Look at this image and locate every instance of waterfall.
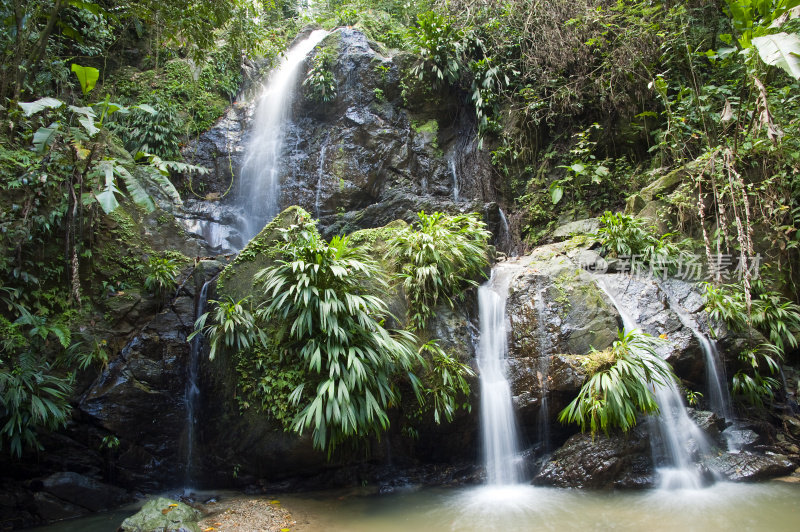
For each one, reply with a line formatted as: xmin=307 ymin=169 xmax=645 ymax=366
xmin=238 ymin=30 xmax=329 ymax=241
xmin=314 ymin=132 xmax=330 ymax=219
xmin=478 ymin=263 xmax=524 ymax=485
xmin=595 ymin=276 xmax=708 ymax=490
xmin=185 ymin=279 xmax=212 ymax=489
xmin=448 ymin=156 xmax=459 ymax=202
xmin=658 ymin=286 xmax=733 ymax=422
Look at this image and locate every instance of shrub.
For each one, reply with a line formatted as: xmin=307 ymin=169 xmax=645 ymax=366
xmin=416 ymin=340 xmax=474 ymax=424
xmin=732 ymin=345 xmax=782 ymax=408
xmin=410 ymin=10 xmax=462 ymax=87
xmin=303 ymin=47 xmax=338 ymax=104
xmin=559 ymin=330 xmax=675 ymax=436
xmin=254 ymin=220 xmax=421 ymax=453
xmin=144 ymin=256 xmax=180 ymax=297
xmin=703 ymin=281 xmax=800 ymax=354
xmin=190 ymin=296 xmax=259 ymax=361
xmin=596 ymin=211 xmax=681 ymax=270
xmin=387 ymin=211 xmax=490 ymax=330
xmin=0 ymin=353 xmax=73 ymax=457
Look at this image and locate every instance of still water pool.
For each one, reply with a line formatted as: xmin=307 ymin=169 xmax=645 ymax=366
xmin=285 ymin=482 xmax=800 ymax=532
xmin=28 ymin=482 xmax=800 ymax=532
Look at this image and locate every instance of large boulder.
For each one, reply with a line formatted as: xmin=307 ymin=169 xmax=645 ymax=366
xmin=533 ymin=428 xmax=654 ymax=489
xmin=503 ymin=246 xmax=620 ymax=440
xmin=79 ymin=260 xmax=223 ymax=490
xmin=119 ymin=497 xmax=202 ymax=532
xmin=39 ymin=472 xmax=129 ymax=513
xmin=708 ymin=452 xmax=795 ymax=482
xmin=593 ymin=273 xmax=706 ymax=384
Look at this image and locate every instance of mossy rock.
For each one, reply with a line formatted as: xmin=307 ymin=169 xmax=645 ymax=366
xmin=216 ymin=206 xmax=310 ymax=301
xmin=118 ymin=497 xmax=201 ymax=532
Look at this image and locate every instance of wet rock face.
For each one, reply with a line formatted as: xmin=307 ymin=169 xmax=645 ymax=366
xmin=283 ymin=29 xmax=496 ymax=231
xmin=76 ymin=262 xmax=224 ymax=491
xmin=593 ymin=273 xmax=706 ymax=383
xmin=502 ymin=246 xmax=621 ymax=440
xmin=533 ymin=428 xmax=655 ymax=489
xmin=79 ymin=297 xmax=194 ymax=489
xmin=182 ymin=28 xmax=504 ymax=251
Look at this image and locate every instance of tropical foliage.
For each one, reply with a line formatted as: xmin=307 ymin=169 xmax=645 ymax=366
xmin=387 ymin=211 xmax=490 ymax=330
xmin=254 ymin=220 xmax=422 ymax=452
xmin=559 ymin=330 xmax=676 ymax=436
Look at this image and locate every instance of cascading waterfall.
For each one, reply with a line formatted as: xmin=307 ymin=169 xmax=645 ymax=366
xmin=238 ymin=30 xmax=328 ymax=241
xmin=448 ymin=156 xmax=459 ymax=202
xmin=185 ymin=279 xmax=212 ymax=489
xmin=658 ymin=287 xmax=733 ymax=422
xmin=478 ymin=263 xmax=524 ymax=485
xmin=595 ymin=276 xmax=708 ymax=490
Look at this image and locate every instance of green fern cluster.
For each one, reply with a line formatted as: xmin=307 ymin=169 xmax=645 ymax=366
xmin=559 ymin=330 xmax=675 ymax=436
xmin=388 ymin=211 xmax=490 ymax=330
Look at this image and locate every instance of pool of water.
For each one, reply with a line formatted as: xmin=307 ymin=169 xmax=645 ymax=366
xmin=285 ymin=482 xmax=800 ymax=532
xmin=27 ymin=482 xmax=800 ymax=532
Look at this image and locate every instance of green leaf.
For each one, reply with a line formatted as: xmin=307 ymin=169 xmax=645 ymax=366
xmin=134 ymin=103 xmax=157 ymax=115
xmin=78 ymin=116 xmax=99 ymax=137
xmin=550 ymin=183 xmax=564 ymax=204
xmin=19 ymin=98 xmax=64 ymax=117
xmin=71 ymin=64 xmax=100 ymax=96
xmin=32 ymin=125 xmax=60 ymax=153
xmin=95 ymin=190 xmax=119 ymax=214
xmin=117 ymin=166 xmax=155 ymax=212
xmin=752 ymin=32 xmax=800 ymax=79
xmin=570 ymin=163 xmax=586 ymax=174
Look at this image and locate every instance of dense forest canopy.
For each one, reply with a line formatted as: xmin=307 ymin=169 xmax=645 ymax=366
xmin=1 ymin=0 xmax=800 ymax=462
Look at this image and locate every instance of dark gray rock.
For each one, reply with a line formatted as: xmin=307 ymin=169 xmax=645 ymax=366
xmin=40 ymin=472 xmax=129 ymax=512
xmin=708 ymin=451 xmax=795 ymax=481
xmin=182 ymin=27 xmax=506 ymax=252
xmin=722 ymin=427 xmax=762 ymax=450
xmin=533 ymin=428 xmax=654 ymax=489
xmin=593 ymin=273 xmax=705 ymax=384
xmin=689 ymin=409 xmax=725 ymax=439
xmin=79 ymin=279 xmax=208 ymax=489
xmin=33 ymin=492 xmax=89 ymax=522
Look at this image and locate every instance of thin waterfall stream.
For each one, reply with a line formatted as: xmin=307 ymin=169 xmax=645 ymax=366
xmin=478 ymin=262 xmax=525 ymax=485
xmin=237 ymin=30 xmax=328 ymax=242
xmin=185 ymin=279 xmax=212 ymax=489
xmin=595 ymin=276 xmax=710 ymax=490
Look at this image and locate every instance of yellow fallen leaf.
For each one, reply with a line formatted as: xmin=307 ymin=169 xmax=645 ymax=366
xmin=281 ymin=529 xmax=290 ymax=532
xmin=169 ymin=504 xmax=179 ymax=507
xmin=270 ymin=500 xmax=280 ymax=505
xmin=203 ymin=528 xmax=215 ymax=532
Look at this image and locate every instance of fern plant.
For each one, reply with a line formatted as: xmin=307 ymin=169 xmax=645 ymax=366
xmin=417 ymin=340 xmax=474 ymax=424
xmin=303 ymin=47 xmax=338 ymax=104
xmin=144 ymin=256 xmax=180 ymax=297
xmin=387 ymin=211 xmax=490 ymax=330
xmin=255 ymin=220 xmax=421 ymax=454
xmin=559 ymin=330 xmax=675 ymax=436
xmin=190 ymin=296 xmax=259 ymax=361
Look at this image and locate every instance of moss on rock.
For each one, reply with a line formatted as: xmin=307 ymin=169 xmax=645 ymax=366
xmin=216 ymin=206 xmax=311 ymax=299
